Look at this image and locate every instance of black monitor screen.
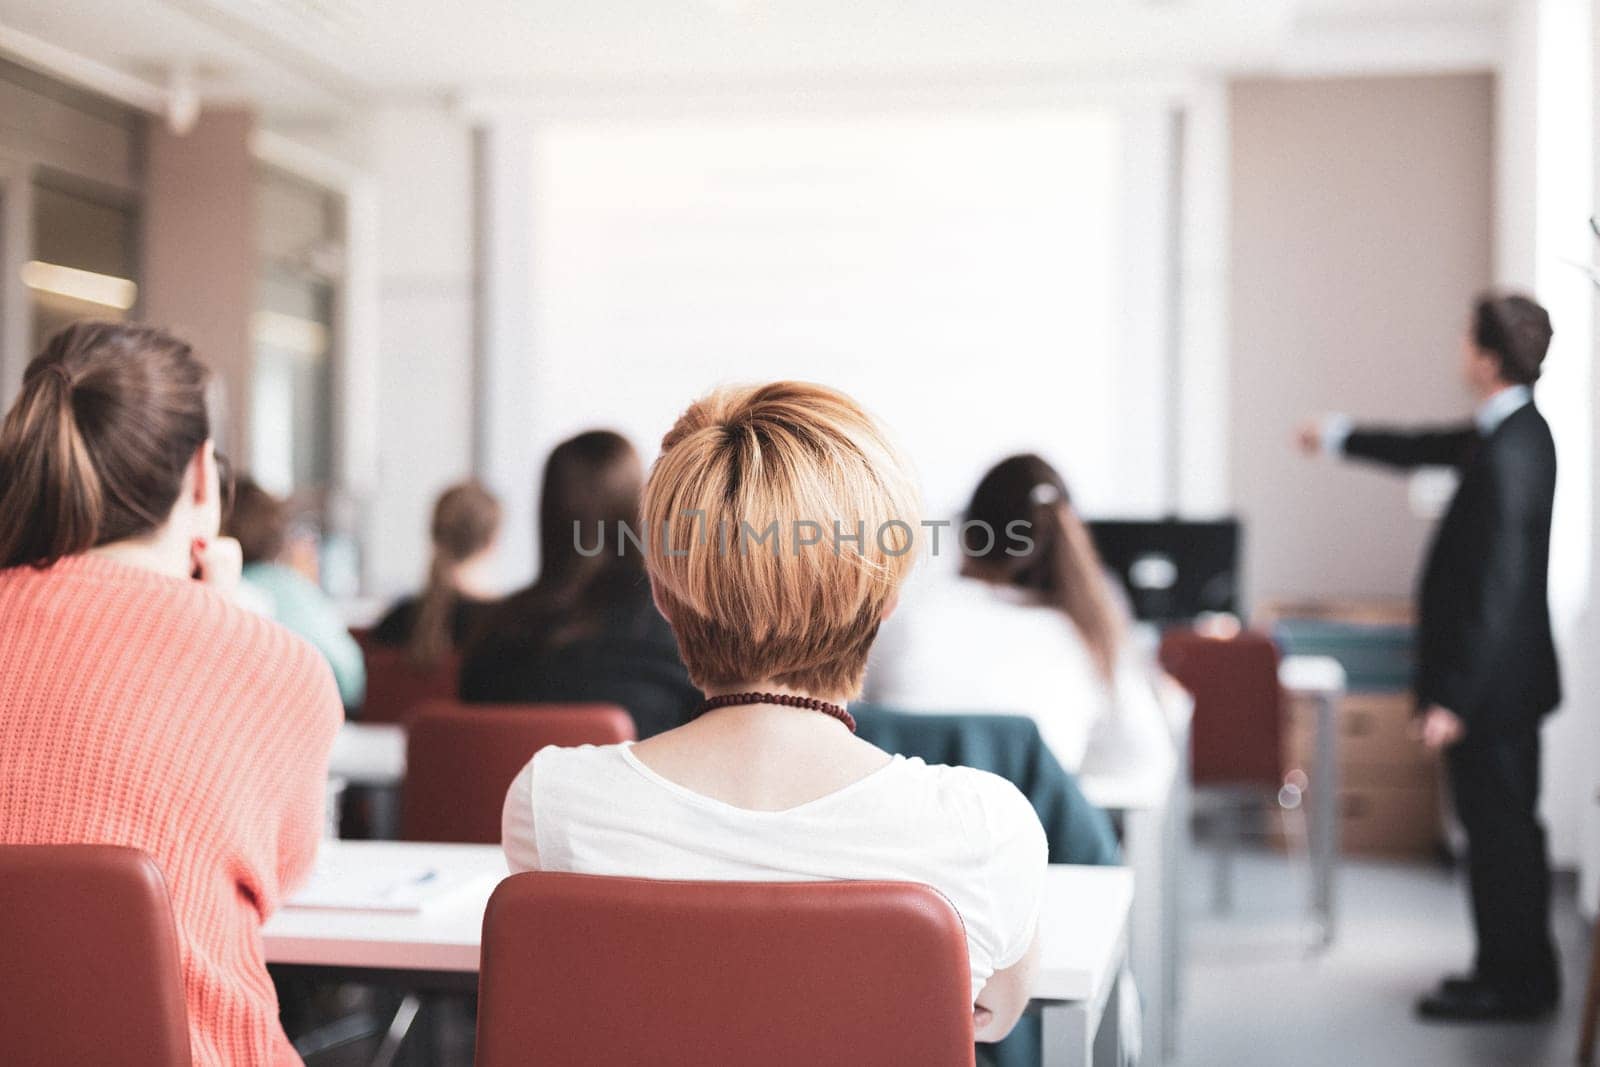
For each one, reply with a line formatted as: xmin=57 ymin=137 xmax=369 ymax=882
xmin=1086 ymin=518 xmax=1241 ymax=623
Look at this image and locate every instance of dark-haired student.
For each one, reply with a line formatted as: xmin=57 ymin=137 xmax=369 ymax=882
xmin=1297 ymin=291 xmax=1561 ymax=1022
xmin=459 ymin=430 xmax=698 ymax=739
xmin=371 ymin=481 xmax=501 ymax=665
xmin=0 ymin=322 xmax=341 ymax=1066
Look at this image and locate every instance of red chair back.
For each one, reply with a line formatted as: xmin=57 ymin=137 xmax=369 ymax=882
xmin=0 ymin=845 xmax=191 ymax=1066
xmin=354 ymin=636 xmax=462 ymax=725
xmin=401 ymin=701 xmax=636 ymax=843
xmin=477 ymin=872 xmax=975 ymax=1067
xmin=1159 ymin=628 xmax=1284 ymax=789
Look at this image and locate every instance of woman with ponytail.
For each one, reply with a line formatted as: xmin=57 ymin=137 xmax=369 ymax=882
xmin=371 ymin=481 xmax=502 ymax=665
xmin=0 ymin=322 xmax=342 ymax=1066
xmin=869 ymin=453 xmax=1176 ymax=778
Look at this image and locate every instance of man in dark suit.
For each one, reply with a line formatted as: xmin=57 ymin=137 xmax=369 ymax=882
xmin=1297 ymin=292 xmax=1561 ymax=1021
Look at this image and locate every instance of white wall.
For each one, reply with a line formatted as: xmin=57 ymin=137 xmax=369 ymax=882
xmin=474 ymin=96 xmax=1190 ymax=583
xmin=366 ymin=106 xmax=479 ymax=596
xmin=1495 ymin=0 xmax=1597 ymax=880
xmin=1534 ymin=0 xmax=1595 ymax=880
xmin=1228 ymin=73 xmax=1496 ymax=607
xmin=477 ymin=120 xmax=538 ymax=585
xmin=1584 ymin=0 xmax=1600 ymax=913
xmin=1117 ymin=102 xmax=1181 ymax=515
xmin=1175 ymin=81 xmax=1234 ymax=519
xmin=532 ymin=108 xmax=1124 ymax=515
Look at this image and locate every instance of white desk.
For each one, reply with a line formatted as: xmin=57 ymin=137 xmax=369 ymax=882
xmin=1035 ymin=866 xmax=1135 ymax=1067
xmin=1077 ymin=679 xmax=1191 ymax=1066
xmin=329 ymin=723 xmax=407 ymax=789
xmin=1080 ymin=753 xmax=1182 ymax=1067
xmin=265 ymin=842 xmax=502 ymax=978
xmin=265 ymin=841 xmax=1132 ymax=1067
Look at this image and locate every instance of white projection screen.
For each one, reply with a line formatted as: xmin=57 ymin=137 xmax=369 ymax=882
xmin=525 ymin=107 xmax=1129 ymax=523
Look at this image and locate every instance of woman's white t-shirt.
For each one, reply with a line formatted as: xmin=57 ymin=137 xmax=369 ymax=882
xmin=867 ymin=572 xmax=1176 ymax=781
xmin=502 ymin=743 xmax=1048 ymax=1001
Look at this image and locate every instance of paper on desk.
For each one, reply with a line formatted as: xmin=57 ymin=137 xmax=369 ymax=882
xmin=287 ymin=855 xmax=493 ymax=913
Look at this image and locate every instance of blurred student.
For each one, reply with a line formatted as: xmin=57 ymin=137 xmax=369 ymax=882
xmin=371 ymin=481 xmax=501 ymax=664
xmin=227 ymin=477 xmax=366 ymax=709
xmin=502 ymin=384 xmax=1048 ymax=1043
xmin=460 ymin=430 xmax=697 ymax=738
xmin=1297 ymin=292 xmax=1560 ymax=1022
xmin=869 ymin=454 xmax=1176 ymax=780
xmin=0 ymin=322 xmax=342 ymax=1066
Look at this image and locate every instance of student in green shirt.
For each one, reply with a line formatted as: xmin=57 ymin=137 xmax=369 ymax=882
xmin=226 ymin=477 xmax=366 ymax=710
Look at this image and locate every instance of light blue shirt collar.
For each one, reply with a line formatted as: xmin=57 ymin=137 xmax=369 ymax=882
xmin=1475 ymin=384 xmax=1531 ymax=436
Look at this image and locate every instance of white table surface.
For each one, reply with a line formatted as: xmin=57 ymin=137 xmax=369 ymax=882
xmin=328 ymin=723 xmax=407 ymax=787
xmin=264 ymin=840 xmax=1132 ymax=1006
xmin=1078 ymin=763 xmax=1175 ymax=814
xmin=1033 ymin=865 xmax=1133 ymax=1005
xmin=265 ymin=842 xmax=504 ymax=972
xmin=1279 ymin=653 xmax=1347 ymax=695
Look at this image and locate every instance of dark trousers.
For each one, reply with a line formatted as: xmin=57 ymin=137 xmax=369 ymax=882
xmin=1446 ymin=729 xmax=1559 ymax=1001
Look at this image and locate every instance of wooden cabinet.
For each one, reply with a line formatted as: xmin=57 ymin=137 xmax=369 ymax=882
xmin=1279 ymin=689 xmax=1444 ymax=858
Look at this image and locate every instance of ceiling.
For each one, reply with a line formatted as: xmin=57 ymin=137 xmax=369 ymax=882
xmin=0 ymin=0 xmax=1506 ymax=120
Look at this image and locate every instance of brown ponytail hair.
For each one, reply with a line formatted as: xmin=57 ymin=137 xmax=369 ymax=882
xmin=409 ymin=481 xmax=502 ymax=665
xmin=961 ymin=453 xmax=1125 ymax=684
xmin=0 ymin=322 xmax=210 ymax=570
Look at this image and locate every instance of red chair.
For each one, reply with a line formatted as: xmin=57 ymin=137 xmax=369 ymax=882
xmin=376 ymin=702 xmax=638 ymax=1064
xmin=1159 ymin=628 xmax=1300 ymax=913
xmin=0 ymin=844 xmax=191 ymax=1067
xmin=400 ymin=700 xmax=636 ymax=843
xmin=354 ymin=635 xmax=462 ymax=726
xmin=1159 ymin=628 xmax=1284 ymax=789
xmin=477 ymin=872 xmax=975 ymax=1067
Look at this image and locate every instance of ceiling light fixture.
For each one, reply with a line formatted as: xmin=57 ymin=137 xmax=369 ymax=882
xmin=20 ymin=261 xmax=139 ymax=310
xmin=253 ymin=310 xmax=330 ymax=357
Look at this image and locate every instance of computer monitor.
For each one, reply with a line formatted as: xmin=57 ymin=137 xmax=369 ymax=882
xmin=1086 ymin=518 xmax=1242 ymax=623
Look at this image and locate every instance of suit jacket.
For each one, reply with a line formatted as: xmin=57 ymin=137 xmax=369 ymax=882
xmin=1344 ymin=403 xmax=1560 ymax=734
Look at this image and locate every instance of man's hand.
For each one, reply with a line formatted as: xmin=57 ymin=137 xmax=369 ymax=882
xmin=1415 ymin=705 xmax=1466 ymax=751
xmin=1295 ymin=419 xmax=1323 ymax=456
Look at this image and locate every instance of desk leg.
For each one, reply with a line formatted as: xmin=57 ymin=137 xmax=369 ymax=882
xmin=1124 ymin=807 xmax=1165 ymax=1065
xmin=1311 ymin=689 xmax=1341 ymax=947
xmin=1040 ymin=1001 xmax=1092 ymax=1067
xmin=1093 ymin=973 xmax=1124 ymax=1067
xmin=1164 ymin=768 xmax=1188 ymax=1060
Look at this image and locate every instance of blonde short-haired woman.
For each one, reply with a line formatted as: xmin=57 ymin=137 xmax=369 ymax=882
xmin=502 ymin=381 xmax=1047 ymax=1042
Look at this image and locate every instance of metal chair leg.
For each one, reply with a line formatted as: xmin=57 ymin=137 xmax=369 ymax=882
xmin=370 ymin=993 xmax=422 ymax=1067
xmin=1211 ymin=802 xmax=1236 ymax=915
xmin=1275 ymin=778 xmax=1319 ymax=951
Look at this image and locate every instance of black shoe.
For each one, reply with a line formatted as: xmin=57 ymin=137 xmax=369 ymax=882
xmin=1438 ymin=973 xmax=1485 ymax=996
xmin=1415 ymin=984 xmax=1556 ymax=1022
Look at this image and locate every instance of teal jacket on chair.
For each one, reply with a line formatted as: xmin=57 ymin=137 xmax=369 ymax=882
xmin=852 ymin=704 xmax=1119 ymax=866
xmin=852 ymin=704 xmax=1120 ymax=1067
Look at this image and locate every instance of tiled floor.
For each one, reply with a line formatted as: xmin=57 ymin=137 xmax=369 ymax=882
xmin=1174 ymin=846 xmax=1591 ymax=1067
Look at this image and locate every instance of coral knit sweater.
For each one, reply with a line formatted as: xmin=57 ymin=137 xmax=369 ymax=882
xmin=0 ymin=554 xmax=342 ymax=1066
